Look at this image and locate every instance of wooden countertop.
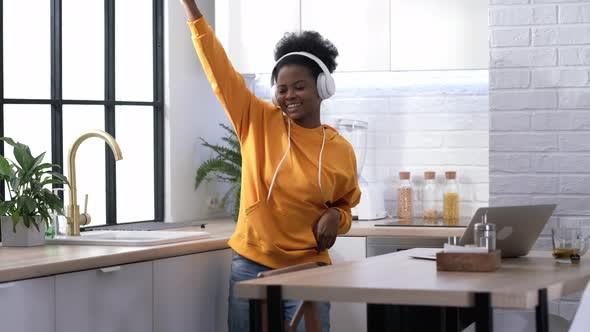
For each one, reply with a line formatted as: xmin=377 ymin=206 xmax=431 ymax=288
xmin=236 ymin=248 xmax=590 ymax=310
xmin=0 ymin=218 xmax=465 ymax=283
xmin=0 ymin=220 xmax=235 ymax=283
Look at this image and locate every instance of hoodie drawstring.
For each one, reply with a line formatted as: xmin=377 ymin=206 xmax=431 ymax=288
xmin=267 ymin=119 xmax=326 ymax=203
xmin=267 ymin=119 xmax=291 ymax=202
xmin=318 ymin=126 xmax=326 ymax=193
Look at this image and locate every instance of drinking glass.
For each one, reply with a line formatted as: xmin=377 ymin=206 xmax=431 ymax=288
xmin=551 ymin=228 xmax=589 ymax=264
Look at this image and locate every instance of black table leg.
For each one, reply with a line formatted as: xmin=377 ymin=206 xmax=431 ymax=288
xmin=267 ymin=285 xmax=284 ymax=332
xmin=249 ymin=299 xmax=262 ymax=332
xmin=535 ymin=288 xmax=549 ymax=332
xmin=367 ymin=303 xmax=393 ymax=331
xmin=474 ymin=293 xmax=493 ymax=332
xmin=367 ymin=304 xmax=448 ymax=332
xmin=443 ymin=307 xmax=460 ymax=332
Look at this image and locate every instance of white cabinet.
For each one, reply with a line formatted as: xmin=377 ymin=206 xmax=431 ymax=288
xmin=390 ymin=0 xmax=488 ymax=70
xmin=215 ymin=0 xmax=300 ymax=73
xmin=214 ymin=0 xmax=389 ymax=73
xmin=55 ymin=261 xmax=153 ymax=332
xmin=329 ymin=236 xmax=367 ymax=332
xmin=0 ymin=276 xmax=55 ymax=332
xmin=301 ymin=0 xmax=390 ymax=72
xmin=153 ymin=248 xmax=232 ymax=332
xmin=215 ymin=0 xmax=488 ymax=73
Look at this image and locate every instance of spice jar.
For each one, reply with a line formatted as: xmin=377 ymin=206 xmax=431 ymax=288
xmin=442 ymin=171 xmax=459 ymax=222
xmin=397 ymin=171 xmax=413 ymax=219
xmin=422 ymin=171 xmax=438 ymax=220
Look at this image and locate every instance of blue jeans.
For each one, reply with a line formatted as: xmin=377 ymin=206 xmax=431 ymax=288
xmin=228 ymin=253 xmax=331 ymax=332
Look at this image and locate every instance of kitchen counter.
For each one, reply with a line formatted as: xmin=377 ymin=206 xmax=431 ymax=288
xmin=0 ymin=217 xmax=465 ymax=283
xmin=346 ymin=220 xmax=465 ymax=237
xmin=0 ymin=219 xmax=234 ymax=283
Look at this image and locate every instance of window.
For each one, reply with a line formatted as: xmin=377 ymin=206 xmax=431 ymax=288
xmin=1 ymin=0 xmax=164 ymax=226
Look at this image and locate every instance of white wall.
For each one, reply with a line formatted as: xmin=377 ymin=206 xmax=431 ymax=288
xmin=489 ymin=0 xmax=590 ymax=319
xmin=165 ymin=0 xmax=233 ymax=222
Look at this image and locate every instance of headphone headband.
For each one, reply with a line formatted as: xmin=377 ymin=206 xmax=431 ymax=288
xmin=270 ymin=51 xmax=336 ymax=100
xmin=271 ymin=52 xmax=332 ymax=85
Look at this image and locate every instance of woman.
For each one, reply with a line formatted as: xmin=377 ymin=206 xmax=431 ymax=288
xmin=179 ymin=1 xmax=361 ymax=330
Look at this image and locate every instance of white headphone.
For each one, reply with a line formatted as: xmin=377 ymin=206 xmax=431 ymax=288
xmin=270 ymin=51 xmax=336 ymax=104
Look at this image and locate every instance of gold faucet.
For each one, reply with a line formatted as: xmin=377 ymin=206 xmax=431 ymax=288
xmin=67 ymin=130 xmax=123 ymax=236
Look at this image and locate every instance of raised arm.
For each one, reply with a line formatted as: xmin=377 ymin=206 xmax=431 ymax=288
xmin=178 ymin=0 xmax=260 ymax=141
xmin=180 ymin=0 xmax=202 ymax=22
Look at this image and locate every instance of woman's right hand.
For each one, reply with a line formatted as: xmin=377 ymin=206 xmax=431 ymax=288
xmin=179 ymin=0 xmax=202 ymax=21
xmin=313 ymin=208 xmax=341 ymax=252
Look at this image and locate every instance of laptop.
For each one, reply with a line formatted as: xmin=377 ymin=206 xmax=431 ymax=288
xmin=459 ymin=204 xmax=557 ymax=257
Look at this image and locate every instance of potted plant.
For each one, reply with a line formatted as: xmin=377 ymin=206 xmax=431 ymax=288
xmin=0 ymin=137 xmax=69 ymax=246
xmin=195 ymin=124 xmax=242 ymax=220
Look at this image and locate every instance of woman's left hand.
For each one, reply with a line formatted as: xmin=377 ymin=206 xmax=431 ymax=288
xmin=313 ymin=208 xmax=341 ymax=252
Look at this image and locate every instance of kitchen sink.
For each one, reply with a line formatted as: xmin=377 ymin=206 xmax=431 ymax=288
xmin=46 ymin=230 xmax=211 ymax=246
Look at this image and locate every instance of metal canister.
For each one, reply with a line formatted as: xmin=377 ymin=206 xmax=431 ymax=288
xmin=474 ymin=222 xmax=496 ymax=251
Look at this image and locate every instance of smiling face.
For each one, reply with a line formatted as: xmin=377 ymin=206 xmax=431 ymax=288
xmin=274 ymin=64 xmax=322 ymax=128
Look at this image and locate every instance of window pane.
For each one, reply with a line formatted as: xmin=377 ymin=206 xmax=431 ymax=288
xmin=115 ymin=106 xmax=154 ymax=222
xmin=115 ymin=0 xmax=153 ymax=101
xmin=62 ymin=106 xmax=106 ymax=227
xmin=62 ymin=0 xmax=104 ymax=100
xmin=3 ymin=105 xmax=52 ymax=166
xmin=3 ymin=1 xmax=50 ymax=98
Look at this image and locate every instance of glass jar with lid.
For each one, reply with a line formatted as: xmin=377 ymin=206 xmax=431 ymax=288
xmin=397 ymin=171 xmax=413 ymax=219
xmin=422 ymin=171 xmax=438 ymax=220
xmin=442 ymin=171 xmax=459 ymax=222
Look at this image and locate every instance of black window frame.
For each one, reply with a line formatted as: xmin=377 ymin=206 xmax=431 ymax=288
xmin=0 ymin=0 xmax=165 ymax=226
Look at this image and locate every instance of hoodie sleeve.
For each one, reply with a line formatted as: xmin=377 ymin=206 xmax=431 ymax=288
xmin=332 ymin=187 xmax=361 ymax=235
xmin=331 ymin=152 xmax=361 ymax=235
xmin=187 ymin=17 xmax=257 ymax=141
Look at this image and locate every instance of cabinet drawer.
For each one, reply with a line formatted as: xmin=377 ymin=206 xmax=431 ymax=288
xmin=0 ymin=276 xmax=55 ymax=332
xmin=154 ymin=249 xmax=232 ymax=332
xmin=55 ymin=261 xmax=153 ymax=332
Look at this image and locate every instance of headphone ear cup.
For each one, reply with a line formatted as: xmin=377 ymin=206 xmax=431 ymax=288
xmin=316 ymin=73 xmax=335 ymax=100
xmin=270 ymin=85 xmax=279 ymax=106
xmin=325 ymin=74 xmax=336 ymax=98
xmin=316 ymin=73 xmax=327 ymax=100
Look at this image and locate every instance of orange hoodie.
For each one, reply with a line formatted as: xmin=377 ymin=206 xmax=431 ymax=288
xmin=188 ymin=17 xmax=361 ymax=268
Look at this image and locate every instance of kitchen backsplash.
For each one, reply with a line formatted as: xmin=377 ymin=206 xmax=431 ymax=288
xmin=245 ymin=70 xmax=489 ymax=218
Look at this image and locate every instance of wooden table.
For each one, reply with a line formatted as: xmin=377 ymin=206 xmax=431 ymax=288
xmin=235 ymin=248 xmax=590 ymax=332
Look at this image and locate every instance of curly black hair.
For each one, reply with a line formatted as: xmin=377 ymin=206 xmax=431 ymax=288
xmin=272 ymin=31 xmax=338 ymax=83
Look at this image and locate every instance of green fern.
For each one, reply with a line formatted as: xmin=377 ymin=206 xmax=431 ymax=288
xmin=195 ymin=124 xmax=242 ymax=220
xmin=199 ymin=141 xmax=241 ymax=167
xmin=220 ymin=123 xmax=240 ymax=151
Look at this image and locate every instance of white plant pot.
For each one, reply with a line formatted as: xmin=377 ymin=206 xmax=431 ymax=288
xmin=1 ymin=216 xmax=46 ymax=247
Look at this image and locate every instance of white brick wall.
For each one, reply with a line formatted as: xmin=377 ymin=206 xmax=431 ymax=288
xmin=559 ymin=47 xmax=590 ymax=65
xmin=253 ymin=71 xmax=489 ymax=218
xmin=532 ymin=69 xmax=589 ymax=87
xmin=491 ymin=4 xmax=590 ymax=318
xmin=560 ymin=4 xmax=590 ymax=23
xmin=490 ymin=69 xmax=531 ymax=88
xmin=491 ymin=28 xmax=531 ymax=47
xmin=491 ymin=48 xmax=557 ymax=67
xmin=489 ymin=0 xmax=590 ymax=257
